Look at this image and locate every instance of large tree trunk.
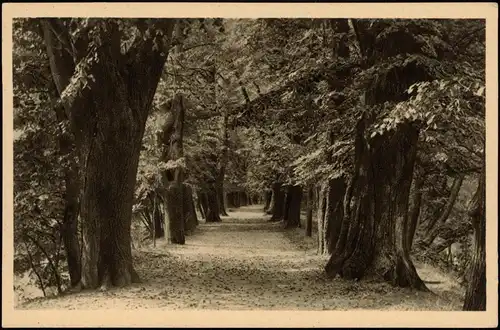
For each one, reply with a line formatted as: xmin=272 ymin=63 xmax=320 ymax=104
xmin=420 ymin=173 xmax=465 ymax=247
xmin=41 ymin=18 xmax=176 ymax=289
xmin=269 ymin=182 xmax=285 ymax=221
xmin=463 ymin=165 xmax=486 ymax=311
xmin=317 ymin=178 xmax=346 ymax=254
xmin=226 ymin=192 xmax=236 ymax=209
xmin=318 ymin=128 xmax=346 ymax=253
xmin=78 ymin=116 xmax=146 ymax=288
xmin=325 ymin=178 xmax=347 ymax=254
xmin=161 ymin=184 xmax=185 ymax=244
xmin=284 ymin=185 xmax=303 ymax=229
xmin=305 ymin=186 xmax=314 ymax=237
xmin=154 ymin=94 xmax=187 ymax=244
xmin=216 ymin=182 xmax=228 ymax=216
xmin=325 ymin=115 xmax=427 ymax=290
xmin=407 ymin=164 xmax=424 ymax=251
xmin=205 ymin=185 xmax=222 ymax=222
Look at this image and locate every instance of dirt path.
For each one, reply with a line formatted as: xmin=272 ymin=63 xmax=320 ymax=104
xmin=18 ymin=205 xmax=463 ymax=310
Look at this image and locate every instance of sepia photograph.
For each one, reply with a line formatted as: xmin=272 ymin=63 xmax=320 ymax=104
xmin=2 ymin=2 xmax=498 ymax=328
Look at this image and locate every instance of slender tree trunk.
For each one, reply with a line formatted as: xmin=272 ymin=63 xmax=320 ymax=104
xmin=216 ymin=174 xmax=228 ymax=216
xmin=184 ymin=184 xmax=198 ymax=234
xmin=265 ymin=189 xmax=273 ymax=214
xmin=152 ymin=195 xmax=157 ymax=247
xmin=317 ymin=184 xmax=328 ymax=254
xmin=198 ymin=191 xmax=209 ymax=220
xmin=24 ymin=242 xmax=46 ymax=296
xmin=49 ymin=81 xmax=82 ymax=288
xmin=306 ymin=185 xmax=314 ymax=237
xmin=284 ymin=185 xmax=303 ymax=228
xmin=421 ymin=174 xmax=465 ymax=247
xmin=325 ymin=116 xmax=427 ymax=290
xmin=463 ymin=165 xmax=486 ymax=311
xmin=60 ymin=165 xmax=81 ymax=287
xmin=151 ymin=193 xmax=164 ymax=238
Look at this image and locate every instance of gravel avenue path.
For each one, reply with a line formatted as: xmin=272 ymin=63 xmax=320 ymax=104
xmin=17 ymin=205 xmax=463 ymax=310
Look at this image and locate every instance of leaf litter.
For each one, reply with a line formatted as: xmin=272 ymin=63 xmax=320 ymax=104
xmin=18 ymin=205 xmax=463 ymax=311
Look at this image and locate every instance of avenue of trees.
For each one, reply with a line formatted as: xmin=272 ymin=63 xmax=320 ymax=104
xmin=13 ymin=18 xmax=486 ymax=310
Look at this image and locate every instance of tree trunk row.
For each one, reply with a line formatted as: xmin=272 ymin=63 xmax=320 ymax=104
xmin=197 ymin=184 xmax=222 ymax=223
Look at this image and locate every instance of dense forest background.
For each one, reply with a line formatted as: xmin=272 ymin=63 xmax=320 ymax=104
xmin=12 ymin=18 xmax=486 ymax=311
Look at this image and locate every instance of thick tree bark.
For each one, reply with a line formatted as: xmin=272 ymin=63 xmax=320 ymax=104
xmin=421 ymin=173 xmax=465 ymax=247
xmin=41 ymin=18 xmax=176 ymax=289
xmin=324 ymin=178 xmax=347 ymax=254
xmin=216 ymin=181 xmax=228 ymax=216
xmin=305 ymin=186 xmax=314 ymax=237
xmin=269 ymin=182 xmax=285 ymax=221
xmin=463 ymin=165 xmax=486 ymax=311
xmin=318 ymin=128 xmax=346 ymax=253
xmin=78 ymin=117 xmax=146 ymax=288
xmin=154 ymin=94 xmax=187 ymax=244
xmin=205 ymin=185 xmax=222 ymax=222
xmin=325 ymin=115 xmax=427 ymax=290
xmin=318 ymin=178 xmax=346 ymax=254
xmin=407 ymin=164 xmax=424 ymax=251
xmin=161 ymin=184 xmax=185 ymax=244
xmin=284 ymin=185 xmax=303 ymax=229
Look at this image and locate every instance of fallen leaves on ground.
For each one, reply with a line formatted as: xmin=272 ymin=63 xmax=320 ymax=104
xmin=17 ymin=205 xmax=463 ymax=310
